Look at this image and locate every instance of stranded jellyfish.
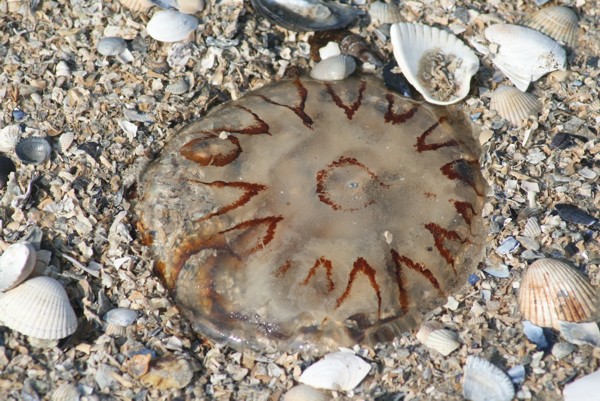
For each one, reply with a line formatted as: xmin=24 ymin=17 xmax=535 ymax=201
xmin=136 ymin=75 xmax=486 ymax=352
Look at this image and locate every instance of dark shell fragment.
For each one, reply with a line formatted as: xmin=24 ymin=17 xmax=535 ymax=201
xmin=550 ymin=132 xmax=588 ymax=150
xmin=555 ymin=203 xmax=598 ymax=226
xmin=0 ymin=155 xmax=16 ymax=190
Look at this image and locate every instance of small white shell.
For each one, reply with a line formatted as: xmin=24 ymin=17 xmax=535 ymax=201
xmin=390 ymin=23 xmax=479 ymax=105
xmin=97 ymin=37 xmax=127 ymax=56
xmin=119 ymin=0 xmax=153 ymax=12
xmin=55 ymin=61 xmax=71 ymax=78
xmin=463 ymin=356 xmax=515 ymax=401
xmin=0 ymin=276 xmax=78 ymax=340
xmin=0 ymin=242 xmax=36 ymax=292
xmin=0 ymin=124 xmax=21 ymax=152
xmin=523 ymin=6 xmax=578 ymax=48
xmin=551 ymin=342 xmax=576 ymax=359
xmin=489 ymin=86 xmax=542 ymax=125
xmin=519 ymin=258 xmax=598 ymax=330
xmin=318 ymin=41 xmax=341 ymax=60
xmin=523 ymin=216 xmax=542 ymax=238
xmin=369 ymin=1 xmax=402 ymax=24
xmin=422 ymin=328 xmax=461 ymax=356
xmin=484 ymin=24 xmax=566 ymax=91
xmin=58 ymin=132 xmax=75 ymax=153
xmin=563 ymin=370 xmax=600 ymax=401
xmin=175 ymin=0 xmax=204 ymax=14
xmin=146 ymin=10 xmax=199 ymax=43
xmin=299 ymin=351 xmax=371 ymax=391
xmin=51 ymin=382 xmax=80 ymax=401
xmin=310 ymin=55 xmax=356 ymax=81
xmin=166 ymin=78 xmax=189 ymax=94
xmin=283 ymin=385 xmax=331 ymax=401
xmin=104 ymin=308 xmax=138 ymax=326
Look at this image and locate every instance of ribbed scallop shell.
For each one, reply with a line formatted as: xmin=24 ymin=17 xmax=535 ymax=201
xmin=299 ymin=351 xmax=371 ymax=391
xmin=15 ymin=137 xmax=51 ymax=165
xmin=58 ymin=132 xmax=75 ymax=153
xmin=146 ymin=10 xmax=199 ymax=42
xmin=523 ymin=216 xmax=542 ymax=238
xmin=0 ymin=276 xmax=78 ymax=339
xmin=484 ymin=24 xmax=566 ymax=91
xmin=51 ymin=382 xmax=80 ymax=401
xmin=523 ymin=6 xmax=578 ymax=48
xmin=0 ymin=242 xmax=36 ymax=292
xmin=166 ymin=78 xmax=189 ymax=94
xmin=310 ymin=55 xmax=356 ymax=81
xmin=519 ymin=258 xmax=599 ymax=330
xmin=423 ymin=329 xmax=461 ymax=356
xmin=390 ymin=23 xmax=479 ymax=105
xmin=369 ymin=1 xmax=402 ymax=24
xmin=283 ymin=385 xmax=331 ymax=401
xmin=463 ymin=356 xmax=515 ymax=401
xmin=489 ymin=86 xmax=541 ymax=125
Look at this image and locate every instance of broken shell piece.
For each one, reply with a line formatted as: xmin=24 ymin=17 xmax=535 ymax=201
xmin=369 ymin=1 xmax=402 ymax=24
xmin=146 ymin=10 xmax=199 ymax=42
xmin=310 ymin=55 xmax=356 ymax=81
xmin=522 ymin=6 xmax=578 ymax=48
xmin=119 ymin=0 xmax=153 ymax=12
xmin=390 ymin=23 xmax=479 ymax=105
xmin=58 ymin=132 xmax=75 ymax=153
xmin=0 ymin=242 xmax=36 ymax=292
xmin=249 ymin=0 xmax=358 ymax=32
xmin=489 ymin=86 xmax=541 ymax=125
xmin=0 ymin=124 xmax=21 ymax=152
xmin=484 ymin=24 xmax=566 ymax=91
xmin=519 ymin=258 xmax=599 ymax=330
xmin=15 ymin=137 xmax=51 ymax=165
xmin=0 ymin=155 xmax=16 ymax=190
xmin=0 ymin=276 xmax=78 ymax=340
xmin=463 ymin=356 xmax=515 ymax=401
xmin=318 ymin=41 xmax=341 ymax=60
xmin=563 ymin=370 xmax=600 ymax=401
xmin=551 ymin=342 xmax=575 ymax=359
xmin=104 ymin=308 xmax=138 ymax=336
xmin=283 ymin=385 xmax=331 ymax=401
xmin=165 ymin=78 xmax=189 ymax=94
xmin=523 ymin=217 xmax=542 ymax=238
xmin=558 ymin=321 xmax=600 ymax=347
xmin=299 ymin=351 xmax=371 ymax=391
xmin=417 ymin=324 xmax=460 ymax=356
xmin=96 ymin=37 xmax=134 ymax=63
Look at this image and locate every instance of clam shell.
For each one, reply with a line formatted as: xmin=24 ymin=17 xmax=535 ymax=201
xmin=97 ymin=37 xmax=127 ymax=56
xmin=489 ymin=85 xmax=542 ymax=125
xmin=299 ymin=351 xmax=371 ymax=391
xmin=283 ymin=385 xmax=331 ymax=401
xmin=166 ymin=78 xmax=189 ymax=94
xmin=310 ymin=55 xmax=356 ymax=81
xmin=0 ymin=155 xmax=16 ymax=190
xmin=51 ymin=382 xmax=80 ymax=401
xmin=0 ymin=124 xmax=21 ymax=152
xmin=15 ymin=137 xmax=51 ymax=165
xmin=523 ymin=6 xmax=578 ymax=48
xmin=390 ymin=23 xmax=479 ymax=105
xmin=58 ymin=132 xmax=75 ymax=153
xmin=463 ymin=356 xmax=515 ymax=401
xmin=519 ymin=258 xmax=599 ymax=330
xmin=484 ymin=24 xmax=566 ymax=91
xmin=369 ymin=1 xmax=402 ymax=24
xmin=249 ymin=0 xmax=358 ymax=32
xmin=119 ymin=0 xmax=153 ymax=12
xmin=0 ymin=242 xmax=36 ymax=292
xmin=146 ymin=10 xmax=198 ymax=42
xmin=0 ymin=276 xmax=78 ymax=339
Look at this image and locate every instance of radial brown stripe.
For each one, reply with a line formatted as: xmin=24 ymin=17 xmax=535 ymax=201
xmin=424 ymin=223 xmax=466 ymax=273
xmin=324 ymin=80 xmax=366 ymax=120
xmin=384 ymin=93 xmax=419 ymax=124
xmin=391 ymin=249 xmax=442 ymax=292
xmin=254 ymin=79 xmax=313 ymax=128
xmin=414 ymin=116 xmax=459 ymax=152
xmin=451 ymin=199 xmax=476 ymax=226
xmin=440 ymin=159 xmax=483 ymax=196
xmin=335 ymin=257 xmax=382 ymax=316
xmin=221 ymin=216 xmax=284 ymax=255
xmin=302 ymin=257 xmax=335 ymax=292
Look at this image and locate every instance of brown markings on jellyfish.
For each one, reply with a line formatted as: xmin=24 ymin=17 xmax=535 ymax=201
xmin=384 ymin=93 xmax=419 ymax=124
xmin=324 ymin=80 xmax=367 ymax=120
xmin=414 ymin=116 xmax=460 ymax=152
xmin=440 ymin=159 xmax=483 ymax=196
xmin=451 ymin=199 xmax=476 ymax=226
xmin=255 ymin=79 xmax=313 ymax=128
xmin=391 ymin=249 xmax=443 ymax=292
xmin=424 ymin=222 xmax=467 ymax=273
xmin=274 ymin=260 xmax=293 ymax=278
xmin=221 ymin=216 xmax=284 ymax=256
xmin=336 ymin=258 xmax=382 ymax=316
xmin=180 ymin=135 xmax=242 ymax=166
xmin=301 ymin=257 xmax=335 ymax=292
xmin=316 ymin=156 xmax=390 ymax=211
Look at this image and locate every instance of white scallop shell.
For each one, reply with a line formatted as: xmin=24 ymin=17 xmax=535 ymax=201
xmin=310 ymin=55 xmax=356 ymax=81
xmin=523 ymin=216 xmax=542 ymax=238
xmin=166 ymin=78 xmax=189 ymax=94
xmin=522 ymin=6 xmax=578 ymax=48
xmin=0 ymin=242 xmax=36 ymax=292
xmin=390 ymin=23 xmax=479 ymax=105
xmin=146 ymin=10 xmax=199 ymax=43
xmin=489 ymin=86 xmax=542 ymax=125
xmin=369 ymin=1 xmax=402 ymax=24
xmin=0 ymin=276 xmax=78 ymax=339
xmin=283 ymin=385 xmax=331 ymax=401
xmin=519 ymin=258 xmax=598 ymax=330
xmin=0 ymin=125 xmax=21 ymax=152
xmin=463 ymin=356 xmax=515 ymax=401
xmin=484 ymin=24 xmax=566 ymax=91
xmin=51 ymin=382 xmax=80 ymax=401
xmin=422 ymin=328 xmax=461 ymax=356
xmin=58 ymin=132 xmax=74 ymax=153
xmin=299 ymin=351 xmax=371 ymax=391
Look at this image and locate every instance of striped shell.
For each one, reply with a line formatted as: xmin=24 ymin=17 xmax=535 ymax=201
xmin=166 ymin=78 xmax=190 ymax=95
xmin=523 ymin=6 xmax=578 ymax=48
xmin=0 ymin=276 xmax=78 ymax=339
xmin=0 ymin=242 xmax=36 ymax=292
xmin=463 ymin=356 xmax=515 ymax=401
xmin=519 ymin=258 xmax=598 ymax=330
xmin=299 ymin=352 xmax=371 ymax=391
xmin=51 ymin=382 xmax=80 ymax=401
xmin=283 ymin=385 xmax=331 ymax=401
xmin=489 ymin=86 xmax=541 ymax=125
xmin=391 ymin=23 xmax=479 ymax=105
xmin=369 ymin=1 xmax=402 ymax=24
xmin=58 ymin=132 xmax=75 ymax=153
xmin=146 ymin=10 xmax=198 ymax=42
xmin=15 ymin=137 xmax=51 ymax=165
xmin=522 ymin=216 xmax=542 ymax=238
xmin=310 ymin=55 xmax=356 ymax=81
xmin=420 ymin=328 xmax=460 ymax=356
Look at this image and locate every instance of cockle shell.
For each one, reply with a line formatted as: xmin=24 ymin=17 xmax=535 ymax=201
xmin=489 ymin=86 xmax=542 ymax=125
xmin=283 ymin=385 xmax=331 ymax=401
xmin=51 ymin=382 xmax=80 ymax=401
xmin=166 ymin=78 xmax=190 ymax=95
xmin=58 ymin=132 xmax=75 ymax=153
xmin=390 ymin=23 xmax=479 ymax=105
xmin=299 ymin=352 xmax=371 ymax=391
xmin=369 ymin=1 xmax=402 ymax=24
xmin=146 ymin=10 xmax=199 ymax=42
xmin=484 ymin=24 xmax=566 ymax=91
xmin=519 ymin=258 xmax=599 ymax=330
xmin=463 ymin=356 xmax=515 ymax=401
xmin=0 ymin=124 xmax=21 ymax=152
xmin=523 ymin=6 xmax=578 ymax=48
xmin=310 ymin=55 xmax=356 ymax=81
xmin=416 ymin=324 xmax=460 ymax=356
xmin=0 ymin=242 xmax=36 ymax=292
xmin=15 ymin=137 xmax=51 ymax=165
xmin=104 ymin=307 xmax=138 ymax=336
xmin=0 ymin=276 xmax=78 ymax=340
